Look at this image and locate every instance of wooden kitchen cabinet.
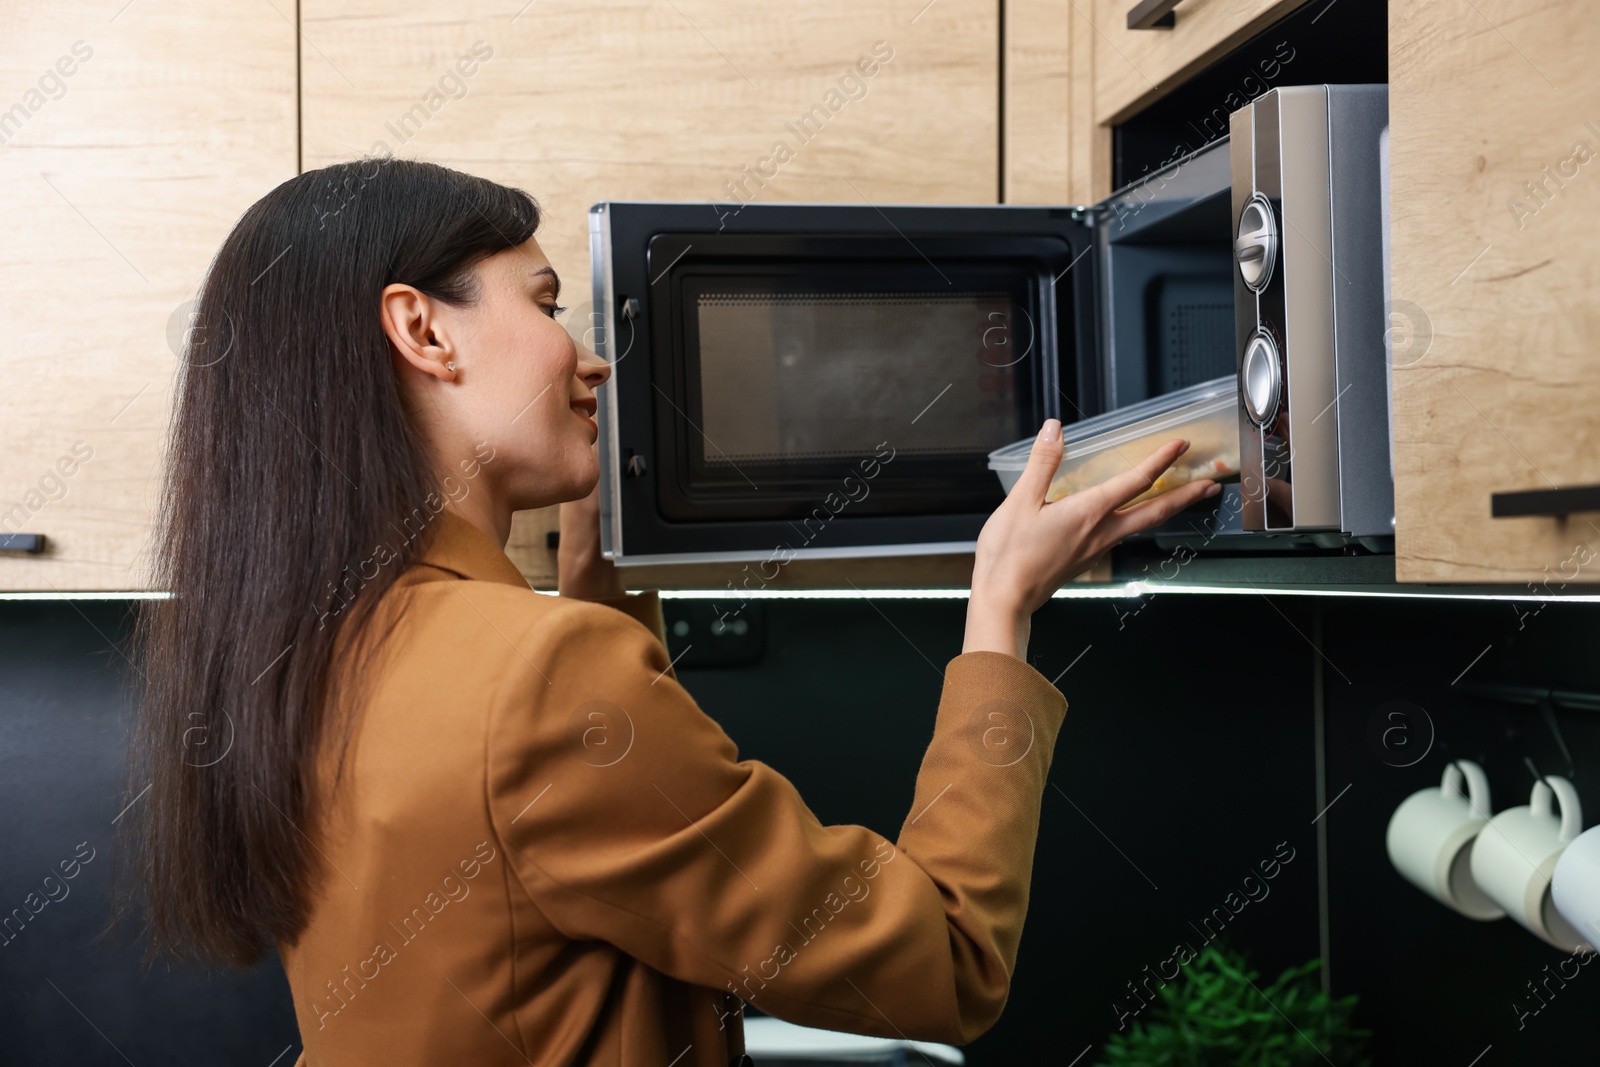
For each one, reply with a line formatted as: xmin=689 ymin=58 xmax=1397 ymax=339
xmin=0 ymin=2 xmax=298 ymax=591
xmin=1389 ymin=0 xmax=1600 ymax=583
xmin=1004 ymin=0 xmax=1107 ymax=206
xmin=1006 ymin=0 xmax=1311 ymax=218
xmin=1091 ymin=0 xmax=1309 ymax=125
xmin=300 ymin=0 xmax=1002 ymax=589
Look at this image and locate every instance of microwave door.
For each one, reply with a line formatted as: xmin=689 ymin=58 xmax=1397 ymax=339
xmin=588 ymin=202 xmax=1098 ymax=566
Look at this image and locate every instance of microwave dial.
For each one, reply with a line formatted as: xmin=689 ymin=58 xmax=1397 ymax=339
xmin=1241 ymin=331 xmax=1282 ymax=427
xmin=1235 ymin=193 xmax=1278 ymax=292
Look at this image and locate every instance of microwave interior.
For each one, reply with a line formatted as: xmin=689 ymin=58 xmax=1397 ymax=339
xmin=1093 ymin=137 xmax=1236 ymax=411
xmin=589 ymin=138 xmax=1239 ymax=564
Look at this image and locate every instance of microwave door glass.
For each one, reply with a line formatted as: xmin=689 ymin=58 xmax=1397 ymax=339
xmin=648 ymin=235 xmax=1079 ymax=525
xmin=684 ymin=285 xmax=1022 ymax=494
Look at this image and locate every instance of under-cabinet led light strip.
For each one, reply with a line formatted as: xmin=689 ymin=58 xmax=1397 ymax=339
xmin=0 ymin=591 xmax=171 ymax=600
xmin=5 ymin=585 xmax=1599 ymax=603
xmin=657 ymin=584 xmax=1600 ymax=603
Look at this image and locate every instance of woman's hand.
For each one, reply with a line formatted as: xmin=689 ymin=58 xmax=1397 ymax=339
xmin=558 ymin=474 xmax=625 ymax=600
xmin=963 ymin=419 xmax=1221 ymax=660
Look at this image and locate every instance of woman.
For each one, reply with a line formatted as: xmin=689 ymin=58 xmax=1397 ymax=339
xmin=126 ymin=158 xmax=1218 ymax=1066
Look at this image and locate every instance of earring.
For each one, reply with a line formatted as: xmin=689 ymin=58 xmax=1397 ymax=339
xmin=446 ymin=360 xmax=456 ymax=372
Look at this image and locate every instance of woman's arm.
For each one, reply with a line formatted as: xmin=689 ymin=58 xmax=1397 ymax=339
xmin=490 ymin=426 xmax=1218 ymax=1043
xmin=488 ymin=599 xmax=1061 ymax=1045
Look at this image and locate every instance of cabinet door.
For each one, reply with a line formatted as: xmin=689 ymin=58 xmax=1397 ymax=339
xmin=0 ymin=2 xmax=298 ymax=591
xmin=300 ymin=0 xmax=1001 ymax=588
xmin=1390 ymin=0 xmax=1600 ymax=583
xmin=1092 ymin=0 xmax=1308 ymax=124
xmin=1005 ymin=0 xmax=1108 ymax=206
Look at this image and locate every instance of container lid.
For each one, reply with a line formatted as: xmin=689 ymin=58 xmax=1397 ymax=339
xmin=987 ymin=375 xmax=1237 ymax=470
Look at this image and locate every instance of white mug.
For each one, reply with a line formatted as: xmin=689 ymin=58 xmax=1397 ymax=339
xmin=1470 ymin=775 xmax=1586 ymax=950
xmin=1552 ymin=824 xmax=1600 ymax=952
xmin=1386 ymin=760 xmax=1503 ymax=920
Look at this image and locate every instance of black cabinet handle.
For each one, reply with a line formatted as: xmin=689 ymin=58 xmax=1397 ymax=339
xmin=1128 ymin=0 xmax=1183 ymax=29
xmin=0 ymin=533 xmax=47 ymax=554
xmin=1491 ymin=485 xmax=1600 ymax=518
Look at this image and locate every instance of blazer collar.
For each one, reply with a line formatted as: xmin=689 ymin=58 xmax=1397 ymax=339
xmin=416 ymin=506 xmax=531 ymax=590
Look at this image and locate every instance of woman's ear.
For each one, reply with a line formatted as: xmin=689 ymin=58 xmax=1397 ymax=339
xmin=380 ymin=282 xmax=457 ymax=380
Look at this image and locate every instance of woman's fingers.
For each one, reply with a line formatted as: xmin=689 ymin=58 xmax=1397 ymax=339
xmin=1089 ymin=438 xmax=1191 ymax=512
xmin=1104 ymin=477 xmax=1219 ymax=540
xmin=1010 ymin=418 xmax=1064 ymax=504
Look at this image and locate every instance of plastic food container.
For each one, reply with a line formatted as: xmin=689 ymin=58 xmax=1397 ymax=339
xmin=988 ymin=375 xmax=1240 ymax=505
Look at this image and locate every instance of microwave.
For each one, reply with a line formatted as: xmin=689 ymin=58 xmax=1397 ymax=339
xmin=588 ymin=84 xmax=1391 ymax=566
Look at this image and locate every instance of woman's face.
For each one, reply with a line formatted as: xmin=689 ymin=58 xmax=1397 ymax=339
xmin=383 ymin=236 xmax=611 ymax=515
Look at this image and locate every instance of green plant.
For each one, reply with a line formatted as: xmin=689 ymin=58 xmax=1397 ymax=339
xmin=1096 ymin=942 xmax=1372 ymax=1067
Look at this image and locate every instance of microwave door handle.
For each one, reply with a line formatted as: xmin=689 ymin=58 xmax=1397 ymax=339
xmin=1127 ymin=0 xmax=1183 ymax=29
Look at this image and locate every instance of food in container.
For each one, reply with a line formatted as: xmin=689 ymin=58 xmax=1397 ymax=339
xmin=987 ymin=376 xmax=1240 ymax=506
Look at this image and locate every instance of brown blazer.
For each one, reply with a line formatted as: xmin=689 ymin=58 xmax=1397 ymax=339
xmin=281 ymin=505 xmax=1068 ymax=1065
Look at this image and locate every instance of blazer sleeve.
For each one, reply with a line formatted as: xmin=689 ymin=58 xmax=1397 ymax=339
xmin=487 ymin=598 xmax=1067 ymax=1045
xmin=573 ymin=588 xmax=667 ymax=647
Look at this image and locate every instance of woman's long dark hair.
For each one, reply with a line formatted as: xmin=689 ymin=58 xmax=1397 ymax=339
xmin=121 ymin=156 xmax=540 ymax=966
